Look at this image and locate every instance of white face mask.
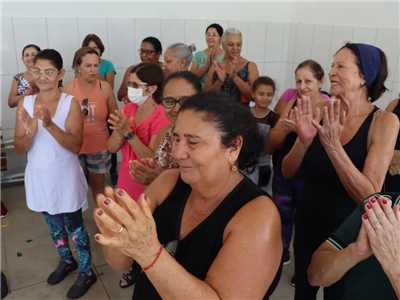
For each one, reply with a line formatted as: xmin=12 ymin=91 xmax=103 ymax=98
xmin=127 ymin=86 xmax=148 ymax=105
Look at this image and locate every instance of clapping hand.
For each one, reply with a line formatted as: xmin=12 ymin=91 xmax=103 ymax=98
xmin=94 ymin=189 xmax=162 ymax=268
xmin=363 ymin=195 xmax=400 ymax=275
xmin=17 ymin=105 xmax=38 ymax=136
xmin=34 ymin=103 xmax=52 ymax=128
xmin=108 ymin=109 xmax=133 ymax=137
xmin=129 ymin=158 xmax=162 ymax=185
xmin=312 ymin=100 xmax=346 ymax=152
xmin=290 ymin=97 xmax=320 ymax=146
xmin=214 ymin=61 xmax=227 ymax=82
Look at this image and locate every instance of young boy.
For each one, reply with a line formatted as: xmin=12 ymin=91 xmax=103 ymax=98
xmin=245 ymin=76 xmax=279 ymax=194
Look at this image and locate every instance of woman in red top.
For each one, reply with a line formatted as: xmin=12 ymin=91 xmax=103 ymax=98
xmin=64 ymin=47 xmax=117 ymax=200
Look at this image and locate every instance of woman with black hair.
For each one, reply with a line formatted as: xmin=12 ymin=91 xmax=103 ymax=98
xmin=118 ymin=37 xmax=163 ymax=102
xmin=190 ymin=23 xmax=225 ymax=86
xmin=94 ymin=92 xmax=282 ymax=300
xmin=282 ymin=43 xmax=399 ymax=300
xmin=107 ymin=63 xmax=170 ymax=200
xmin=14 ymin=49 xmax=96 ymax=299
xmin=8 ymin=44 xmax=41 ymax=108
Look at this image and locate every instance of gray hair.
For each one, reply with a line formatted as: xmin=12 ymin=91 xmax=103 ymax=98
xmin=167 ymin=43 xmax=196 ymax=68
xmin=222 ymin=27 xmax=242 ymax=45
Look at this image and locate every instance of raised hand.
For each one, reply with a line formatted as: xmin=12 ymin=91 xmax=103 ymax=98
xmin=214 ymin=61 xmax=227 ymax=82
xmin=312 ymin=99 xmax=346 ymax=152
xmin=129 ymin=158 xmax=162 ymax=185
xmin=292 ymin=96 xmax=319 ymax=146
xmin=94 ymin=190 xmax=161 ymax=268
xmin=363 ymin=195 xmax=400 ymax=275
xmin=17 ymin=105 xmax=38 ymax=136
xmin=34 ymin=103 xmax=52 ymax=127
xmin=108 ymin=109 xmax=132 ymax=137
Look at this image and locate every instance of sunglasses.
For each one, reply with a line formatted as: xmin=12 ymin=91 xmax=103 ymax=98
xmin=81 ymin=98 xmax=89 ymax=116
xmin=161 ymin=96 xmax=189 ymax=110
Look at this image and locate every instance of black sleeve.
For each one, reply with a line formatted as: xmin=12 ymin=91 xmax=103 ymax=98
xmin=328 ymin=192 xmax=400 ymax=250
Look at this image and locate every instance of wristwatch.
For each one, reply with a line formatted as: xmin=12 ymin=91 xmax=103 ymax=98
xmin=125 ymin=131 xmax=135 ymax=140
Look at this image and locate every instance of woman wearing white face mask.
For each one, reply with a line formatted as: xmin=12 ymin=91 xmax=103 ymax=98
xmin=107 ymin=63 xmax=170 ymax=200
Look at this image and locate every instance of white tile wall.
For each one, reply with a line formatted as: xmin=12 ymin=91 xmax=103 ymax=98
xmin=135 ymin=18 xmax=161 ymax=64
xmin=1 ymin=17 xmax=18 ymax=76
xmin=2 ymin=16 xmax=399 ymax=131
xmin=107 ymin=18 xmax=136 ymax=69
xmin=12 ymin=17 xmax=48 ymax=72
xmin=47 ymin=17 xmax=80 ymax=72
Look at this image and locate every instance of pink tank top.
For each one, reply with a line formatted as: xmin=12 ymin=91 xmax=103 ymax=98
xmin=117 ymin=102 xmax=170 ymax=200
xmin=279 ymin=88 xmax=331 ymax=102
xmin=71 ymin=79 xmax=109 ymax=154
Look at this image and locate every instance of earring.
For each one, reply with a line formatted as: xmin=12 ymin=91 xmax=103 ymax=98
xmin=231 ymin=164 xmax=238 ymax=172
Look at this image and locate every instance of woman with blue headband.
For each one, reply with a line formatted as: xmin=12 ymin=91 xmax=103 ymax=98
xmin=281 ymin=43 xmax=399 ymax=299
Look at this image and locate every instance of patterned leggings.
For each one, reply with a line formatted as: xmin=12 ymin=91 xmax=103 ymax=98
xmin=42 ymin=209 xmax=92 ymax=274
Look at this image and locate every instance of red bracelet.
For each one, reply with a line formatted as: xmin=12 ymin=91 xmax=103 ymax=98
xmin=142 ymin=245 xmax=163 ymax=272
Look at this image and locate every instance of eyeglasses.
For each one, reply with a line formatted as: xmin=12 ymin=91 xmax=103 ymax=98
xmin=31 ymin=68 xmax=58 ymax=78
xmin=138 ymin=48 xmax=156 ymax=56
xmin=81 ymin=98 xmax=89 ymax=116
xmin=161 ymin=96 xmax=189 ymax=110
xmin=127 ymin=81 xmax=148 ymax=89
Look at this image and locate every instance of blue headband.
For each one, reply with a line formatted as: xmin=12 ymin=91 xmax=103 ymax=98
xmin=354 ymin=43 xmax=381 ymax=88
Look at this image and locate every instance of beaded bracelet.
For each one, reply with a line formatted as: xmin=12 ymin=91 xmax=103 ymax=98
xmin=142 ymin=245 xmax=163 ymax=272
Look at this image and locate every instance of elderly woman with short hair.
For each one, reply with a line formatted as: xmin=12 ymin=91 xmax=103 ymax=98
xmin=163 ymin=43 xmax=195 ymax=77
xmin=204 ymin=27 xmax=259 ymax=104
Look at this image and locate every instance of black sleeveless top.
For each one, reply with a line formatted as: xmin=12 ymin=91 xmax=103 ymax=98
xmin=384 ymin=100 xmax=400 ymax=192
xmin=393 ymin=100 xmax=400 ymax=150
xmin=132 ymin=176 xmax=281 ymax=300
xmin=298 ymin=106 xmax=379 ymax=244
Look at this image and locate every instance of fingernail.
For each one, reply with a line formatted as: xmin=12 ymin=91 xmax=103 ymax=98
xmin=95 ymin=235 xmax=100 ymax=241
xmin=371 ymin=197 xmax=376 ymax=203
xmin=366 ymin=204 xmax=372 ymax=209
xmin=97 ymin=209 xmax=103 ymax=216
xmin=382 ymin=199 xmax=387 ymax=205
xmin=104 ymin=198 xmax=110 ymax=205
xmin=117 ymin=189 xmax=124 ymax=196
xmin=363 ymin=214 xmax=368 ymax=220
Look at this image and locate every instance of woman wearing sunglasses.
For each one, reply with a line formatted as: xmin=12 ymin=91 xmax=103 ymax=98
xmin=115 ymin=71 xmax=201 ymax=289
xmin=129 ymin=71 xmax=202 ymax=186
xmin=118 ymin=37 xmax=163 ymax=103
xmin=64 ymin=47 xmax=117 ymax=201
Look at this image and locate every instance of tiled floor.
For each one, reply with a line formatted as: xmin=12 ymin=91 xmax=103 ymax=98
xmin=1 ymin=183 xmax=322 ymax=300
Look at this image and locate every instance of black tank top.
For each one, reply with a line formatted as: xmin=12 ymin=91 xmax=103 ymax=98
xmin=393 ymin=100 xmax=400 ymax=150
xmin=298 ymin=106 xmax=379 ymax=243
xmin=133 ymin=176 xmax=281 ymax=300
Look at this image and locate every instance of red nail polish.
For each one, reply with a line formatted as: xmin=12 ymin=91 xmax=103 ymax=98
xmin=366 ymin=204 xmax=372 ymax=209
xmin=104 ymin=198 xmax=110 ymax=205
xmin=382 ymin=199 xmax=387 ymax=205
xmin=97 ymin=209 xmax=103 ymax=216
xmin=363 ymin=214 xmax=368 ymax=220
xmin=371 ymin=198 xmax=376 ymax=203
xmin=95 ymin=235 xmax=100 ymax=241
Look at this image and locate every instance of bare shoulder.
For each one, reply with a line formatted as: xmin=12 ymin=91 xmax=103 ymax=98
xmin=227 ymin=195 xmax=280 ymax=240
xmin=145 ymin=169 xmax=180 ymax=210
xmin=373 ymin=109 xmax=399 ymax=132
xmin=100 ymin=80 xmax=112 ymax=93
xmin=386 ymin=98 xmax=400 ymax=112
xmin=63 ymin=80 xmax=74 ymax=93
